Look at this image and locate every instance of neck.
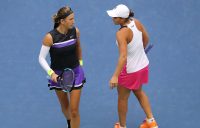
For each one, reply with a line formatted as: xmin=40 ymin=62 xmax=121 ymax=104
xmin=57 ymin=26 xmax=69 ymax=34
xmin=120 ymin=19 xmax=131 ymax=27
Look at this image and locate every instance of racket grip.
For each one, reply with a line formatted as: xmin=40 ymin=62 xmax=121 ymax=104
xmin=145 ymin=44 xmax=154 ymax=54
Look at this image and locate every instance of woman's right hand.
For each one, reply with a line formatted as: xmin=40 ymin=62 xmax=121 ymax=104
xmin=51 ymin=73 xmax=59 ymax=83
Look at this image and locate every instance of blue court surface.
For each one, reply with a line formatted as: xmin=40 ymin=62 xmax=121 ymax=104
xmin=0 ymin=0 xmax=200 ymax=128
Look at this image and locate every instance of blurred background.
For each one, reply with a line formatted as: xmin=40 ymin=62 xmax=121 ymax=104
xmin=0 ymin=0 xmax=199 ymax=128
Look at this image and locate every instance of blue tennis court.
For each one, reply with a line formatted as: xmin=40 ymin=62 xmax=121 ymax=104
xmin=0 ymin=0 xmax=199 ymax=128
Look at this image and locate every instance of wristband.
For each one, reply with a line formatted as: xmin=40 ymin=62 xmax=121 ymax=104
xmin=79 ymin=60 xmax=83 ymax=66
xmin=47 ymin=69 xmax=54 ymax=76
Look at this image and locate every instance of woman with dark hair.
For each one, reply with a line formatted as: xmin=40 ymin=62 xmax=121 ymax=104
xmin=107 ymin=4 xmax=158 ymax=128
xmin=39 ymin=6 xmax=85 ymax=128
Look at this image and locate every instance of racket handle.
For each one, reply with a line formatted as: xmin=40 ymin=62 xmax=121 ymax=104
xmin=145 ymin=44 xmax=154 ymax=54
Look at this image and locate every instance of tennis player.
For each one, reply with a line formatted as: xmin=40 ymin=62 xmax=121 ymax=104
xmin=107 ymin=4 xmax=158 ymax=128
xmin=39 ymin=6 xmax=85 ymax=128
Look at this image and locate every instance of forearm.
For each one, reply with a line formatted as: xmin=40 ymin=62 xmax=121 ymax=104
xmin=76 ymin=39 xmax=84 ymax=66
xmin=143 ymin=42 xmax=148 ymax=49
xmin=142 ymin=25 xmax=149 ymax=49
xmin=75 ymin=28 xmax=83 ymax=60
xmin=76 ymin=46 xmax=82 ymax=60
xmin=38 ymin=45 xmax=54 ymax=76
xmin=113 ymin=55 xmax=127 ymax=77
xmin=143 ymin=34 xmax=149 ymax=48
xmin=76 ymin=45 xmax=84 ymax=65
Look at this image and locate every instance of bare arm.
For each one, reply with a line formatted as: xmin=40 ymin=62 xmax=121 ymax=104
xmin=110 ymin=28 xmax=129 ymax=88
xmin=76 ymin=27 xmax=82 ymax=59
xmin=113 ymin=29 xmax=128 ymax=77
xmin=42 ymin=33 xmax=53 ymax=46
xmin=75 ymin=27 xmax=83 ymax=65
xmin=134 ymin=19 xmax=149 ymax=48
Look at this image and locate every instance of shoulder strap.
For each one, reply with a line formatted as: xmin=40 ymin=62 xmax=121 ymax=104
xmin=119 ymin=26 xmax=127 ymax=30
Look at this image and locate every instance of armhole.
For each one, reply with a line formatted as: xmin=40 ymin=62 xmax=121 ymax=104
xmin=74 ymin=27 xmax=78 ymax=39
xmin=119 ymin=26 xmax=127 ymax=30
xmin=119 ymin=26 xmax=133 ymax=44
xmin=133 ymin=19 xmax=143 ymax=32
xmin=48 ymin=30 xmax=55 ymax=44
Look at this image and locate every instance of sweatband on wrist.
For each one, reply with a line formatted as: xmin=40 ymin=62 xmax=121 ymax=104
xmin=47 ymin=69 xmax=54 ymax=76
xmin=79 ymin=60 xmax=83 ymax=66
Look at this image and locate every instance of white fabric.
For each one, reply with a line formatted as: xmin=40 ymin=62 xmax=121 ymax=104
xmin=38 ymin=45 xmax=51 ymax=74
xmin=116 ymin=20 xmax=149 ymax=73
xmin=107 ymin=4 xmax=130 ymax=18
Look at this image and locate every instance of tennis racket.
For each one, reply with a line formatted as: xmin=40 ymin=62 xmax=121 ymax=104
xmin=57 ymin=68 xmax=75 ymax=92
xmin=145 ymin=44 xmax=154 ymax=54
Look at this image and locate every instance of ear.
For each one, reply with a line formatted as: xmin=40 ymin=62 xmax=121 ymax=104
xmin=60 ymin=19 xmax=65 ymax=24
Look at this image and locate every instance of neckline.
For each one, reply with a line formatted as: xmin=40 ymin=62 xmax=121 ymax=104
xmin=55 ymin=28 xmax=69 ymax=35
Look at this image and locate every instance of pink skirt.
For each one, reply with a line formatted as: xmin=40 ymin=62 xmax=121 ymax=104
xmin=118 ymin=65 xmax=149 ymax=90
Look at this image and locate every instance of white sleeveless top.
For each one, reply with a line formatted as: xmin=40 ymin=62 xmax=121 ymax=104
xmin=117 ymin=20 xmax=149 ymax=73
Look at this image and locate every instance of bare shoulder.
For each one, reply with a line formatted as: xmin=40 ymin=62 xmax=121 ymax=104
xmin=116 ymin=27 xmax=132 ymax=44
xmin=42 ymin=33 xmax=53 ymax=47
xmin=75 ymin=27 xmax=80 ymax=32
xmin=133 ymin=18 xmax=144 ymax=32
xmin=117 ymin=27 xmax=132 ymax=42
xmin=117 ymin=27 xmax=131 ymax=37
xmin=75 ymin=27 xmax=80 ymax=37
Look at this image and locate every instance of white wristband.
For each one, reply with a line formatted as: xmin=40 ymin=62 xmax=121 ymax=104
xmin=47 ymin=69 xmax=54 ymax=76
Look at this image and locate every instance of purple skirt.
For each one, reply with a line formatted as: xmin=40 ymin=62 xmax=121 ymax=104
xmin=48 ymin=65 xmax=86 ymax=91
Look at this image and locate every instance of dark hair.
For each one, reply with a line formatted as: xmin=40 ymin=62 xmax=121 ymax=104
xmin=128 ymin=9 xmax=134 ymax=18
xmin=52 ymin=6 xmax=73 ymax=29
xmin=123 ymin=9 xmax=134 ymax=22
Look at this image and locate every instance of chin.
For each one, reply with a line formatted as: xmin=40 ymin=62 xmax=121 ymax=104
xmin=68 ymin=25 xmax=74 ymax=29
xmin=114 ymin=22 xmax=119 ymax=25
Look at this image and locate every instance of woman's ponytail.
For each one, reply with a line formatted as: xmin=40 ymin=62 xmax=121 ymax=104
xmin=52 ymin=13 xmax=60 ymax=29
xmin=129 ymin=10 xmax=134 ymax=18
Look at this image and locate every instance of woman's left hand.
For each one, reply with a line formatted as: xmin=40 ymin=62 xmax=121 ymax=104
xmin=109 ymin=75 xmax=118 ymax=89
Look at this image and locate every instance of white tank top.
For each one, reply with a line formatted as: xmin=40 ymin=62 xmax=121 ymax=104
xmin=117 ymin=20 xmax=149 ymax=73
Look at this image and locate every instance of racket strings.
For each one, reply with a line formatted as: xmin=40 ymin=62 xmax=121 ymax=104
xmin=61 ymin=71 xmax=74 ymax=87
xmin=58 ymin=69 xmax=75 ymax=92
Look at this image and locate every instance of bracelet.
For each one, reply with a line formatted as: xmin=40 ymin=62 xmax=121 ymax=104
xmin=47 ymin=69 xmax=54 ymax=76
xmin=79 ymin=59 xmax=83 ymax=66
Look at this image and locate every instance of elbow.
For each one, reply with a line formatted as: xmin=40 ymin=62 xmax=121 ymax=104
xmin=146 ymin=38 xmax=149 ymax=44
xmin=144 ymin=39 xmax=149 ymax=48
xmin=143 ymin=36 xmax=149 ymax=48
xmin=38 ymin=56 xmax=41 ymax=65
xmin=146 ymin=38 xmax=149 ymax=45
xmin=38 ymin=55 xmax=43 ymax=65
xmin=120 ymin=54 xmax=127 ymax=62
xmin=122 ymin=54 xmax=127 ymax=59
